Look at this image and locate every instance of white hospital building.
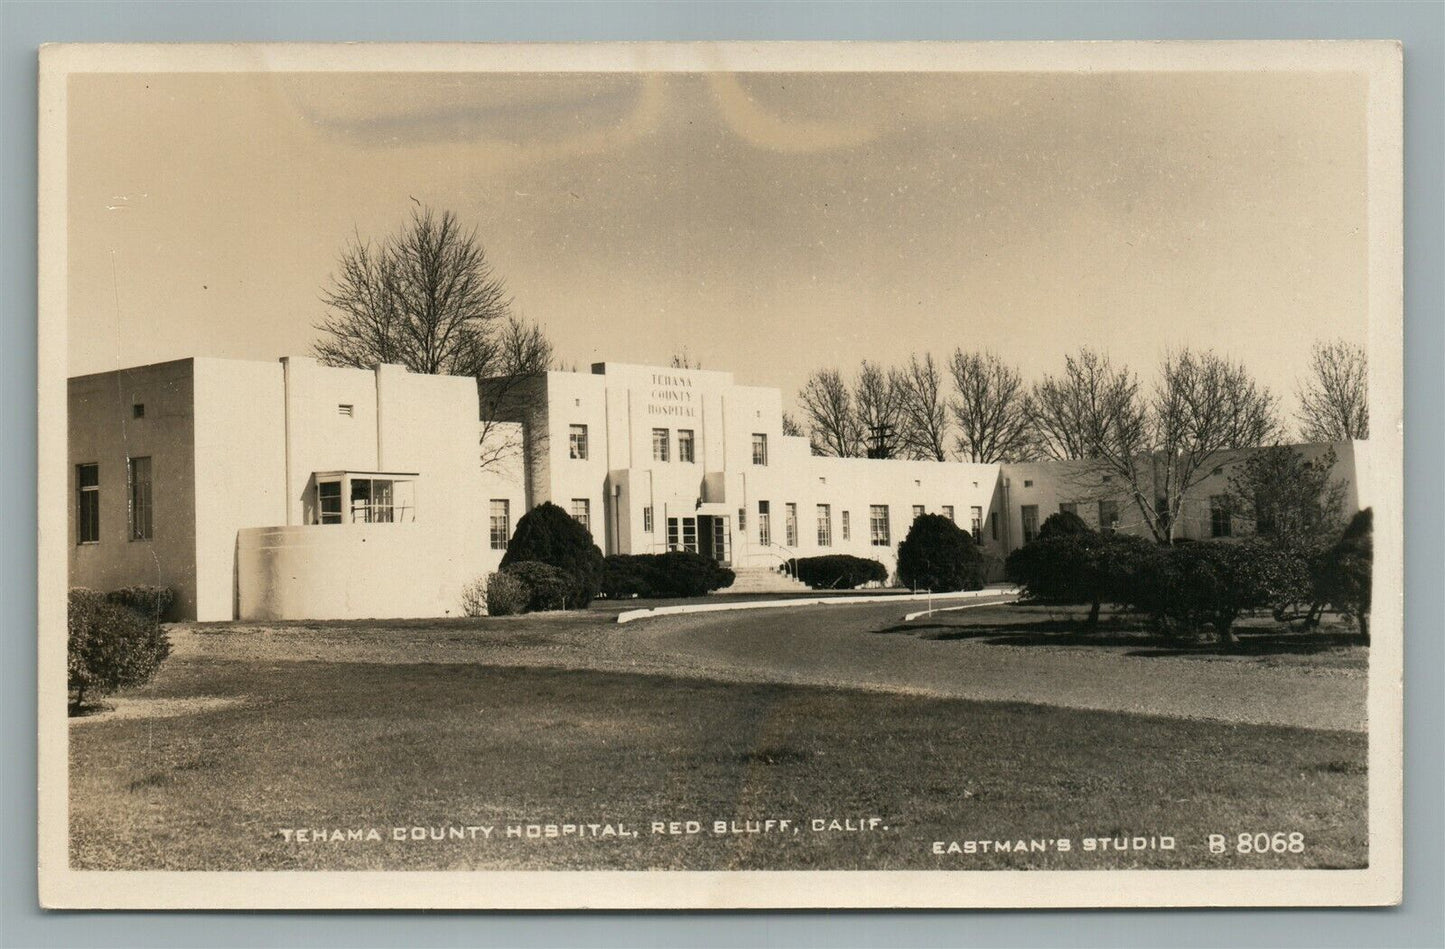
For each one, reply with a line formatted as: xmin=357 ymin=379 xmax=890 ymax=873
xmin=68 ymin=355 xmax=1369 ymax=621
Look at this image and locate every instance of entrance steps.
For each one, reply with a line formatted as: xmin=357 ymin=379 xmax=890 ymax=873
xmin=717 ymin=566 xmax=812 ymax=595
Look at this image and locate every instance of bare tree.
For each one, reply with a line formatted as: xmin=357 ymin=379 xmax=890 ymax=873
xmin=855 ymin=361 xmax=906 ymax=459
xmin=781 ymin=412 xmax=805 ymax=438
xmin=478 ymin=314 xmax=557 ymax=470
xmin=669 ymin=349 xmax=702 ymax=369
xmin=1296 ymin=339 xmax=1368 ymax=441
xmin=798 ymin=368 xmax=864 ymax=457
xmin=314 ymin=205 xmax=554 ymax=470
xmin=894 ymin=354 xmax=951 ymax=461
xmin=1030 ymin=349 xmax=1278 ymax=543
xmin=948 ymin=349 xmax=1035 ymax=462
xmin=315 ymin=206 xmax=513 ymax=377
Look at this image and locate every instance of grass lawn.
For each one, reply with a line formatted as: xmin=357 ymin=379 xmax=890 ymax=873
xmin=70 ymin=650 xmax=1367 ymax=871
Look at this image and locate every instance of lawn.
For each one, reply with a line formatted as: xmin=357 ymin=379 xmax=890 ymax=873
xmin=70 ymin=646 xmax=1368 ymax=871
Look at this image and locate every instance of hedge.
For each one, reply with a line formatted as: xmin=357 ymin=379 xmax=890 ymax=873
xmin=501 ymin=561 xmax=574 ymax=612
xmin=786 ymin=555 xmax=889 ymax=590
xmin=106 ymin=584 xmax=175 ymax=622
xmin=483 ymin=571 xmax=530 ymax=616
xmin=600 ymin=552 xmax=736 ymax=599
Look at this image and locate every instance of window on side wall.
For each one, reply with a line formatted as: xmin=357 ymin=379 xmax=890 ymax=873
xmin=678 ymin=429 xmax=695 ymax=463
xmin=911 ymin=504 xmax=925 ymax=521
xmin=1098 ymin=500 xmax=1119 ymax=535
xmin=1210 ymin=495 xmax=1232 ymax=538
xmin=651 ymin=428 xmax=669 ymax=462
xmin=571 ymin=498 xmax=591 ymax=534
xmin=757 ymin=500 xmax=771 ymax=546
xmin=841 ymin=510 xmax=851 ymax=542
xmin=489 ymin=499 xmax=510 ymax=550
xmin=1021 ymin=504 xmax=1040 ymax=544
xmin=816 ymin=504 xmax=832 ymax=546
xmin=941 ymin=505 xmax=955 ymax=523
xmin=785 ymin=503 xmax=797 ymax=547
xmin=128 ymin=456 xmax=153 ymax=541
xmin=76 ymin=463 xmax=99 ymax=544
xmin=869 ymin=504 xmax=890 ymax=546
xmin=643 ymin=506 xmax=654 ymax=534
xmin=970 ymin=505 xmax=983 ymax=541
xmin=568 ymin=424 xmax=588 ymax=460
xmin=751 ymin=433 xmax=768 ymax=466
xmin=1059 ymin=502 xmax=1077 ymax=517
xmin=990 ymin=511 xmax=999 ymax=540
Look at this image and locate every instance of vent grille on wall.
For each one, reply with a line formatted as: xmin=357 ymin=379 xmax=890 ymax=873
xmin=338 ymin=404 xmax=354 ymax=417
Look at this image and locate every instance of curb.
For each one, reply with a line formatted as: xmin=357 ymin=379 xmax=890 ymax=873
xmin=902 ymin=599 xmax=1022 ymax=622
xmin=615 ymin=587 xmax=1019 ymax=624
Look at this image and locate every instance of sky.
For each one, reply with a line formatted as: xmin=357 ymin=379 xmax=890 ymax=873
xmin=67 ymin=69 xmax=1369 ymax=418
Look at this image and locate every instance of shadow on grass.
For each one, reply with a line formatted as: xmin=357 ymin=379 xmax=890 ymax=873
xmin=877 ymin=617 xmax=1365 ymax=658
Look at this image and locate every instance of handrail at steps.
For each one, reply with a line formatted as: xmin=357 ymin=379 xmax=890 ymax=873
xmin=615 ymin=586 xmax=1018 ymax=624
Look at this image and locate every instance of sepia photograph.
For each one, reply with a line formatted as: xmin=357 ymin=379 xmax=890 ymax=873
xmin=35 ymin=41 xmax=1403 ymax=909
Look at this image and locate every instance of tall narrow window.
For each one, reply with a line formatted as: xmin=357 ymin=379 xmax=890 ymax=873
xmin=841 ymin=510 xmax=851 ymax=542
xmin=990 ymin=511 xmax=999 ymax=540
xmin=667 ymin=517 xmax=680 ymax=550
xmin=128 ymin=456 xmax=153 ymax=541
xmin=1210 ymin=495 xmax=1232 ymax=538
xmin=1098 ymin=500 xmax=1119 ymax=535
xmin=318 ymin=480 xmax=342 ymax=524
xmin=681 ymin=516 xmax=698 ymax=553
xmin=1021 ymin=504 xmax=1040 ymax=544
xmin=941 ymin=505 xmax=955 ymax=523
xmin=816 ymin=504 xmax=832 ymax=546
xmin=571 ymin=498 xmax=591 ymax=534
xmin=76 ymin=463 xmax=99 ymax=544
xmin=785 ymin=503 xmax=798 ymax=547
xmin=751 ymin=433 xmax=768 ymax=466
xmin=651 ymin=428 xmax=669 ymax=462
xmin=970 ymin=505 xmax=983 ymax=541
xmin=677 ymin=429 xmax=695 ymax=463
xmin=643 ymin=506 xmax=654 ymax=534
xmin=911 ymin=504 xmax=925 ymax=521
xmin=489 ymin=499 xmax=510 ymax=550
xmin=869 ymin=504 xmax=890 ymax=546
xmin=757 ymin=500 xmax=771 ymax=546
xmin=568 ymin=424 xmax=588 ymax=460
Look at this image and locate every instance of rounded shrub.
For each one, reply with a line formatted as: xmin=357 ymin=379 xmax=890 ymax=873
xmin=500 ymin=502 xmax=604 ymax=608
xmin=896 ymin=513 xmax=986 ymax=592
xmin=68 ymin=587 xmax=171 ymax=712
xmin=787 ymin=555 xmax=889 ymax=590
xmin=483 ymin=570 xmax=529 ymax=616
xmin=502 ymin=561 xmax=574 ymax=612
xmin=1038 ymin=510 xmax=1091 ymax=540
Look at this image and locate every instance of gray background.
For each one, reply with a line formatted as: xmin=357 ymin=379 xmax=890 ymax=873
xmin=2 ymin=2 xmax=1439 ymax=946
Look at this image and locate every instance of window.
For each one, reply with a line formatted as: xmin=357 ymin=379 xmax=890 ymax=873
xmin=1210 ymin=495 xmax=1232 ymax=538
xmin=318 ymin=480 xmax=342 ymax=524
xmin=350 ymin=477 xmax=396 ymax=523
xmin=758 ymin=500 xmax=771 ymax=546
xmin=970 ymin=506 xmax=983 ymax=541
xmin=751 ymin=433 xmax=768 ymax=466
xmin=816 ymin=504 xmax=832 ymax=546
xmin=643 ymin=506 xmax=654 ymax=533
xmin=1020 ymin=505 xmax=1040 ymax=544
xmin=785 ymin=503 xmax=797 ymax=547
xmin=571 ymin=498 xmax=591 ymax=534
xmin=990 ymin=511 xmax=999 ymax=540
xmin=1098 ymin=500 xmax=1119 ymax=534
xmin=1059 ymin=502 xmax=1077 ymax=517
xmin=128 ymin=456 xmax=153 ymax=540
xmin=489 ymin=499 xmax=510 ymax=550
xmin=132 ymin=403 xmax=145 ymax=419
xmin=1023 ymin=479 xmax=1033 ymax=488
xmin=651 ymin=428 xmax=669 ymax=462
xmin=678 ymin=429 xmax=695 ymax=463
xmin=568 ymin=424 xmax=588 ymax=460
xmin=667 ymin=517 xmax=697 ymax=553
xmin=337 ymin=403 xmax=354 ymax=417
xmin=869 ymin=505 xmax=891 ymax=546
xmin=912 ymin=504 xmax=925 ymax=521
xmin=76 ymin=463 xmax=99 ymax=544
xmin=738 ymin=507 xmax=746 ymax=531
xmin=841 ymin=510 xmax=851 ymax=541
xmin=941 ymin=505 xmax=955 ymax=523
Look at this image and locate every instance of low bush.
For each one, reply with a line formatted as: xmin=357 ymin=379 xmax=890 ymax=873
xmin=68 ymin=587 xmax=171 ymax=712
xmin=500 ymin=502 xmax=604 ymax=608
xmin=502 ymin=561 xmax=574 ymax=612
xmin=483 ymin=571 xmax=529 ymax=617
xmin=105 ymin=585 xmax=175 ymax=622
xmin=787 ymin=554 xmax=889 ymax=590
xmin=601 ymin=552 xmax=736 ymax=599
xmin=459 ymin=577 xmax=488 ymax=617
xmin=897 ymin=513 xmax=986 ymax=592
xmin=1006 ymin=530 xmax=1155 ymax=628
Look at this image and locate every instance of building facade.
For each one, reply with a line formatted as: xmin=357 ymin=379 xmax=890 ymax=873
xmin=69 ymin=356 xmax=1368 ymax=620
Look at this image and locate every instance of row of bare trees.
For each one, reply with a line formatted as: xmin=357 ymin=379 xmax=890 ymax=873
xmin=796 ymin=343 xmax=1367 ymax=544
